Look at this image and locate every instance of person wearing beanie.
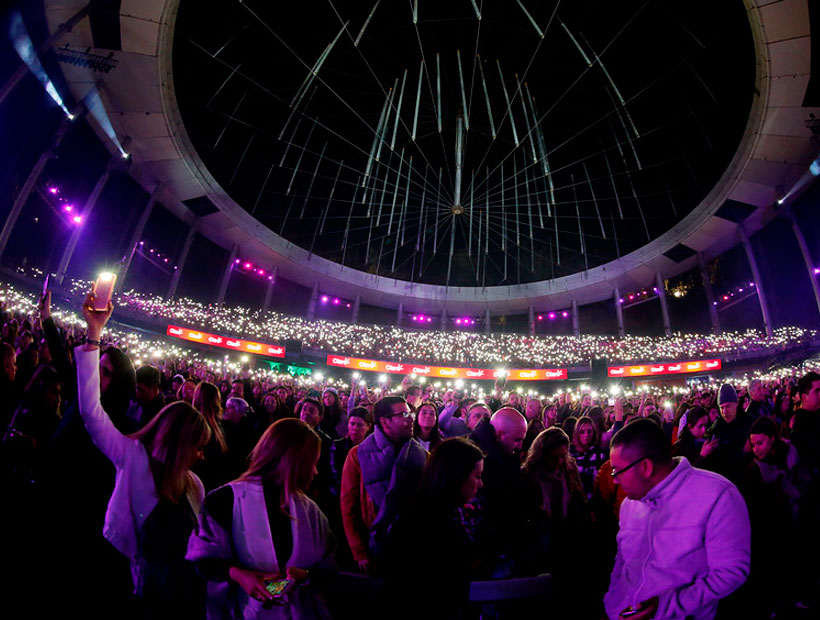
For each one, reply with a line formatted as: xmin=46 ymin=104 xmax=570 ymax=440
xmin=698 ymin=383 xmax=752 ymax=485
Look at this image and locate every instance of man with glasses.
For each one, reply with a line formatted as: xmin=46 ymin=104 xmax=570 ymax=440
xmin=340 ymin=396 xmax=427 ymax=573
xmin=604 ymin=419 xmax=750 ymax=620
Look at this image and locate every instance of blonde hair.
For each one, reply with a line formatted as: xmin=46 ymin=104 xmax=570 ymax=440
xmin=193 ymin=381 xmax=227 ymax=453
xmin=130 ymin=401 xmax=211 ymax=503
xmin=240 ymin=418 xmax=320 ymax=511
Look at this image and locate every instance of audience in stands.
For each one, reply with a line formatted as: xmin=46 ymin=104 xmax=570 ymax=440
xmin=2 ymin=278 xmax=820 ymax=618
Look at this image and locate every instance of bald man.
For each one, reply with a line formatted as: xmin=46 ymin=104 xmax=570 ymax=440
xmin=469 ymin=407 xmax=535 ymax=571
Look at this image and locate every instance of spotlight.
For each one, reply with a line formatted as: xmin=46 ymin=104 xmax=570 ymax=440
xmin=320 ymin=296 xmax=329 ymax=303
xmin=456 ymin=318 xmax=462 ymax=324
xmin=244 ymin=262 xmax=251 ymax=269
xmin=48 ymin=187 xmax=58 ymax=194
xmin=562 ymin=311 xmax=569 ymax=318
xmin=538 ymin=315 xmax=543 ymax=320
xmin=72 ymin=215 xmax=82 ymax=224
xmin=548 ymin=312 xmax=556 ymax=319
xmin=333 ymin=298 xmax=341 ymax=305
xmin=234 ymin=258 xmax=240 ymax=264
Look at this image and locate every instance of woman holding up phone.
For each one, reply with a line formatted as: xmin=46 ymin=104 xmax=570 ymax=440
xmin=187 ymin=418 xmax=336 ymax=619
xmin=77 ymin=287 xmax=211 ymax=618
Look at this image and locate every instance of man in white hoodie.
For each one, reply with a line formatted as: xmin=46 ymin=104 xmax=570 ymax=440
xmin=604 ymin=419 xmax=750 ymax=620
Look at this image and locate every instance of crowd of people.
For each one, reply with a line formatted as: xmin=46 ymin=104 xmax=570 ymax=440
xmin=113 ymin=287 xmax=817 ymax=367
xmin=2 ymin=279 xmax=820 ymax=619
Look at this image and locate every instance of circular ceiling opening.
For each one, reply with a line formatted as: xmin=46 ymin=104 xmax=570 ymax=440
xmin=173 ymin=0 xmax=754 ymax=288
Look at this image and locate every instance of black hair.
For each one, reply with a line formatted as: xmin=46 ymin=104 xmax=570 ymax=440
xmin=750 ymin=415 xmax=778 ymax=439
xmin=416 ymin=437 xmax=485 ymax=512
xmin=136 ymin=365 xmax=161 ymax=389
xmin=797 ymin=371 xmax=820 ymax=396
xmin=611 ymin=418 xmax=671 ymax=464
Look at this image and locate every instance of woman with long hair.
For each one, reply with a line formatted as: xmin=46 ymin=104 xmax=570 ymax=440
xmin=672 ymin=406 xmax=710 ymax=463
xmin=413 ymin=400 xmax=443 ymax=451
xmin=570 ymin=416 xmax=607 ymax=500
xmin=193 ymin=381 xmax=234 ymax=491
xmin=385 ymin=437 xmax=485 ymax=619
xmin=77 ymin=292 xmax=211 ymax=617
xmin=187 ymin=418 xmax=336 ymax=619
xmin=320 ymin=388 xmax=345 ymax=439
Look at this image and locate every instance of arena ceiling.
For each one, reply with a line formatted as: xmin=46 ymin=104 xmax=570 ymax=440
xmin=45 ymin=0 xmax=819 ymax=314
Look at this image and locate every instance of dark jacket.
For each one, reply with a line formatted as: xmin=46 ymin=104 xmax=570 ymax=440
xmin=469 ymin=418 xmax=537 ymax=574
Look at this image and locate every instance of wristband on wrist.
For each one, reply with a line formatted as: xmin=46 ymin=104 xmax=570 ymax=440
xmin=86 ymin=338 xmax=101 ymax=347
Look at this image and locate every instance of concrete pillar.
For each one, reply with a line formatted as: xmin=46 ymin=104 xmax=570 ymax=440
xmin=656 ymin=272 xmax=672 ymax=337
xmin=306 ymin=282 xmax=319 ymax=320
xmin=484 ymin=308 xmax=491 ymax=334
xmin=0 ymin=107 xmax=83 ymax=261
xmin=216 ymin=244 xmax=238 ymax=306
xmin=571 ymin=299 xmax=580 ymax=337
xmin=614 ymin=287 xmax=625 ymax=338
xmin=396 ymin=303 xmax=404 ymax=327
xmin=117 ymin=185 xmax=162 ymax=291
xmin=166 ymin=221 xmax=197 ymax=299
xmin=55 ymin=159 xmax=116 ymax=285
xmin=351 ymin=294 xmax=361 ymax=324
xmin=262 ymin=266 xmax=278 ymax=313
xmin=790 ymin=214 xmax=820 ymax=321
xmin=739 ymin=226 xmax=773 ymax=337
xmin=528 ymin=306 xmax=535 ymax=336
xmin=441 ymin=307 xmax=448 ymax=331
xmin=698 ymin=252 xmax=721 ymax=335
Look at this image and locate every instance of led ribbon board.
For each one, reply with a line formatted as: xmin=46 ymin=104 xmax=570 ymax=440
xmin=166 ymin=325 xmax=285 ymax=357
xmin=607 ymin=358 xmax=721 ymax=378
xmin=325 ymin=354 xmax=567 ymax=381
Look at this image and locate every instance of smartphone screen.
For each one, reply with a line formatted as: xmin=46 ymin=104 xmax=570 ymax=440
xmin=93 ymin=272 xmax=117 ymax=311
xmin=42 ymin=274 xmax=50 ymax=297
xmin=264 ymin=578 xmax=292 ymax=598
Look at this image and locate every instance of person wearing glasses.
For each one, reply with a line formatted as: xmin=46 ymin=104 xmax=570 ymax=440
xmin=340 ymin=396 xmax=427 ymax=574
xmin=604 ymin=419 xmax=750 ymax=620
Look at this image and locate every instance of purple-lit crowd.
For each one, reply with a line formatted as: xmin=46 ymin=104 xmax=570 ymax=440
xmin=2 ymin=291 xmax=820 ymax=620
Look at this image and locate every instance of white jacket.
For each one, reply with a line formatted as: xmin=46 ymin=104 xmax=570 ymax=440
xmin=75 ymin=347 xmax=204 ymax=588
xmin=604 ymin=457 xmax=750 ymax=620
xmin=187 ymin=479 xmax=336 ymax=620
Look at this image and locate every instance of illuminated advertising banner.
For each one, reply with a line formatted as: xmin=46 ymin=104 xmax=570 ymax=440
xmin=325 ymin=354 xmax=567 ymax=381
xmin=166 ymin=325 xmax=285 ymax=358
xmin=607 ymin=358 xmax=721 ymax=378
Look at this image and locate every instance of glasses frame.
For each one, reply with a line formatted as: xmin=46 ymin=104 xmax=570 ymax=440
xmin=385 ymin=410 xmax=415 ymax=421
xmin=611 ymin=454 xmax=653 ymax=478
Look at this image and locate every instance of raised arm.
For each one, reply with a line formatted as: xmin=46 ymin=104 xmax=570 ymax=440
xmin=75 ymin=291 xmax=130 ymax=466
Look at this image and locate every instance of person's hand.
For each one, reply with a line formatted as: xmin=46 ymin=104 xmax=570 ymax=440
xmin=619 ymin=596 xmax=658 ymax=620
xmin=82 ymin=288 xmax=113 ymax=344
xmin=614 ymin=397 xmax=625 ymax=422
xmin=228 ymin=566 xmax=280 ymax=601
xmin=700 ymin=438 xmax=719 ymax=458
xmin=357 ymin=558 xmax=371 ymax=574
xmin=38 ymin=291 xmax=51 ymax=321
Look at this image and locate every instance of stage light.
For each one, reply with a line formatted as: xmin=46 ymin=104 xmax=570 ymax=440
xmin=320 ymin=295 xmax=329 ymax=303
xmin=333 ymin=298 xmax=341 ymax=305
xmin=548 ymin=312 xmax=556 ymax=319
xmin=456 ymin=318 xmax=462 ymax=324
xmin=815 ymin=268 xmax=820 ymax=275
xmin=49 ymin=187 xmax=58 ymax=194
xmin=562 ymin=311 xmax=569 ymax=318
xmin=63 ymin=205 xmax=72 ymax=212
xmin=71 ymin=215 xmax=82 ymax=224
xmin=234 ymin=258 xmax=240 ymax=264
xmin=244 ymin=262 xmax=251 ymax=269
